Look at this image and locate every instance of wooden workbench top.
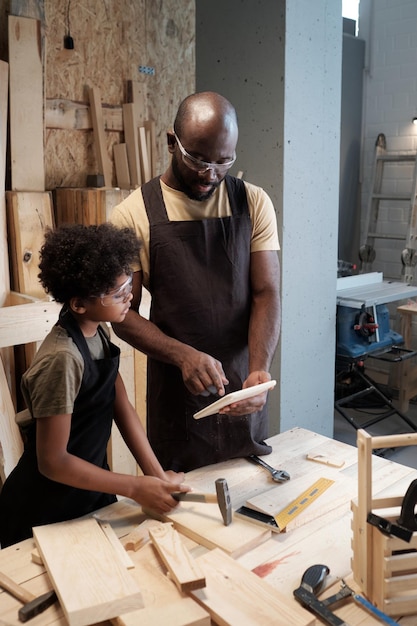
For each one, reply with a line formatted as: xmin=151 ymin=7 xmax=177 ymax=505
xmin=0 ymin=427 xmax=415 ymax=625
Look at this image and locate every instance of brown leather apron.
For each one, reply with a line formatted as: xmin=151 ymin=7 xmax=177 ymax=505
xmin=141 ymin=175 xmax=271 ymax=471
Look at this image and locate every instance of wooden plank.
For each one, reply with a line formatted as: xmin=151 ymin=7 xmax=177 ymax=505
xmin=6 ymin=191 xmax=54 ymax=297
xmin=138 ymin=126 xmax=151 ymax=183
xmin=45 ymin=98 xmax=123 ymax=131
xmin=114 ymin=143 xmax=131 ymax=189
xmin=144 ymin=119 xmax=157 ymax=178
xmin=190 ymin=548 xmax=314 ymax=626
xmin=149 ymin=523 xmax=206 ymax=592
xmin=0 ymin=292 xmax=59 ymax=348
xmin=0 ymin=61 xmax=9 ymax=306
xmin=33 ymin=517 xmax=144 ymax=626
xmin=88 ymin=87 xmax=112 ymax=188
xmin=0 ymin=354 xmax=23 ymax=482
xmin=123 ymin=103 xmax=141 ymax=188
xmin=126 ymin=80 xmax=146 ymax=124
xmin=8 ymin=16 xmax=44 ymax=191
xmin=143 ymin=501 xmax=271 ymax=559
xmin=113 ymin=598 xmax=210 ymax=626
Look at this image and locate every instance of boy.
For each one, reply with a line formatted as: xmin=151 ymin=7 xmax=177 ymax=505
xmin=0 ymin=223 xmax=189 ymax=548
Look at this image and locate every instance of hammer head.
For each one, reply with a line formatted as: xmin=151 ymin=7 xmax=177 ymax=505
xmin=215 ymin=478 xmax=232 ymax=526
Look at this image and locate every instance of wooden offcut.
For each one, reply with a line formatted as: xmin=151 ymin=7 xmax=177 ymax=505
xmin=8 ymin=16 xmax=45 ymax=191
xmin=33 ymin=517 xmax=144 ymax=626
xmin=121 ymin=519 xmax=165 ymax=552
xmin=114 ymin=143 xmax=131 ymax=189
xmin=191 ymin=548 xmax=314 ymax=626
xmin=149 ymin=523 xmax=206 ymax=592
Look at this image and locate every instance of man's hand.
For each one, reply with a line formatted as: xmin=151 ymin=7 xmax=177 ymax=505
xmin=218 ymin=370 xmax=272 ymax=416
xmin=180 ymin=346 xmax=229 ymax=397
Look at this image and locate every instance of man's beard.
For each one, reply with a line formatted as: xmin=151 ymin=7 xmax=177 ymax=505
xmin=172 ymin=157 xmax=221 ymax=201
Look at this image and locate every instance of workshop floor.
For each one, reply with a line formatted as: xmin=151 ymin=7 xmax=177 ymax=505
xmin=334 ymin=386 xmax=417 ymax=469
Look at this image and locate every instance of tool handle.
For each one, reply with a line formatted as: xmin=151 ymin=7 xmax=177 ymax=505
xmin=398 ymin=478 xmax=417 ymax=531
xmin=294 ymin=587 xmax=350 ymax=626
xmin=248 ymin=454 xmax=276 ymax=472
xmin=18 ymin=590 xmax=57 ymax=623
xmin=0 ymin=572 xmax=35 ymax=604
xmin=301 ymin=563 xmax=330 ymax=594
xmin=352 ymin=593 xmax=399 ymax=626
xmin=172 ymin=492 xmax=217 ymax=504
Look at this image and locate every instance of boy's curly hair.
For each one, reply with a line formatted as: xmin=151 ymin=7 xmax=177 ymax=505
xmin=38 ymin=223 xmax=140 ymax=303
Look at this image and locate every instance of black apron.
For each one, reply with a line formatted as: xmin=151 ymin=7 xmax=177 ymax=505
xmin=0 ymin=308 xmax=119 ymax=548
xmin=142 ymin=175 xmax=272 ymax=472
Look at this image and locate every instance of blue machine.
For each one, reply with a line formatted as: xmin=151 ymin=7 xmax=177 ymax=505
xmin=336 ymin=303 xmax=404 ymax=360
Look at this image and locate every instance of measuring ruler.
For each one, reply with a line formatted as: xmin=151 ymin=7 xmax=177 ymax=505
xmin=274 ymin=477 xmax=334 ymax=531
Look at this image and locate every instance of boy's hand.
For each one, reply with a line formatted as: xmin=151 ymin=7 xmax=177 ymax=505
xmin=133 ymin=476 xmax=191 ymax=514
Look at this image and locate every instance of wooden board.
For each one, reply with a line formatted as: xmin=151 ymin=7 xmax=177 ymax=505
xmin=0 ymin=292 xmax=60 ymax=348
xmin=33 ymin=517 xmax=144 ymax=626
xmin=114 ymin=143 xmax=131 ymax=189
xmin=88 ymin=87 xmax=112 ymax=187
xmin=122 ymin=103 xmax=141 ymax=188
xmin=149 ymin=523 xmax=206 ymax=592
xmin=112 ymin=598 xmax=210 ymax=626
xmin=143 ymin=501 xmax=271 ymax=559
xmin=54 ymin=187 xmax=131 ymax=227
xmin=8 ymin=16 xmax=44 ymax=191
xmin=190 ymin=548 xmax=314 ymax=626
xmin=0 ymin=354 xmax=23 ymax=482
xmin=0 ymin=60 xmax=9 ymax=306
xmin=6 ymin=191 xmax=54 ymax=297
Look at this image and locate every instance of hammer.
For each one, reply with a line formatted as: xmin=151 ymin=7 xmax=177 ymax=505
xmin=0 ymin=570 xmax=57 ymax=622
xmin=172 ymin=477 xmax=232 ymax=526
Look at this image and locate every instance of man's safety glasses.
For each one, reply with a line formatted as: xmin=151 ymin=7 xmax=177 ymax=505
xmin=99 ymin=275 xmax=133 ymax=307
xmin=173 ymin=132 xmax=236 ymax=175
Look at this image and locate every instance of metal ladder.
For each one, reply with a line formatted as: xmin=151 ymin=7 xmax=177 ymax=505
xmin=359 ymin=133 xmax=417 ymax=283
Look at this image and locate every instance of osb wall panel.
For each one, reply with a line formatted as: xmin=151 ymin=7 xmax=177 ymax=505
xmin=0 ymin=0 xmax=195 ymax=190
xmin=44 ymin=0 xmax=195 ymax=189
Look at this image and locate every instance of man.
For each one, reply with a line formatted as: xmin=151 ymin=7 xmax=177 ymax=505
xmin=110 ymin=91 xmax=281 ymax=472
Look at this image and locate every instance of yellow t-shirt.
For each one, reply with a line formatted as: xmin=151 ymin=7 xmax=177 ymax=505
xmin=110 ymin=178 xmax=279 ymax=289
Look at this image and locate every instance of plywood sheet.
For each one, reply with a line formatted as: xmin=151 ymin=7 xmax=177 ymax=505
xmin=33 ymin=517 xmax=144 ymax=626
xmin=6 ymin=191 xmax=54 ymax=297
xmin=190 ymin=548 xmax=314 ymax=626
xmin=8 ymin=15 xmax=44 ymax=191
xmin=144 ymin=501 xmax=271 ymax=558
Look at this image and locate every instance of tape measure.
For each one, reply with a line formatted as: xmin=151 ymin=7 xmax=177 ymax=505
xmin=274 ymin=477 xmax=334 ymax=531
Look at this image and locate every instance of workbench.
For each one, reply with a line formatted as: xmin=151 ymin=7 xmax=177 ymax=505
xmin=1 ymin=427 xmax=417 ymax=625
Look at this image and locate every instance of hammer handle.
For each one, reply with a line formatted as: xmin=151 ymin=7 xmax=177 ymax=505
xmin=172 ymin=492 xmax=217 ymax=504
xmin=0 ymin=571 xmax=35 ymax=604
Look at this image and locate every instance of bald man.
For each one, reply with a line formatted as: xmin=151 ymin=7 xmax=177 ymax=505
xmin=110 ymin=91 xmax=281 ymax=472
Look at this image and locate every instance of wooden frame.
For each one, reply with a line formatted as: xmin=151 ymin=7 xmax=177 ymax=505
xmin=352 ymin=429 xmax=417 ymax=616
